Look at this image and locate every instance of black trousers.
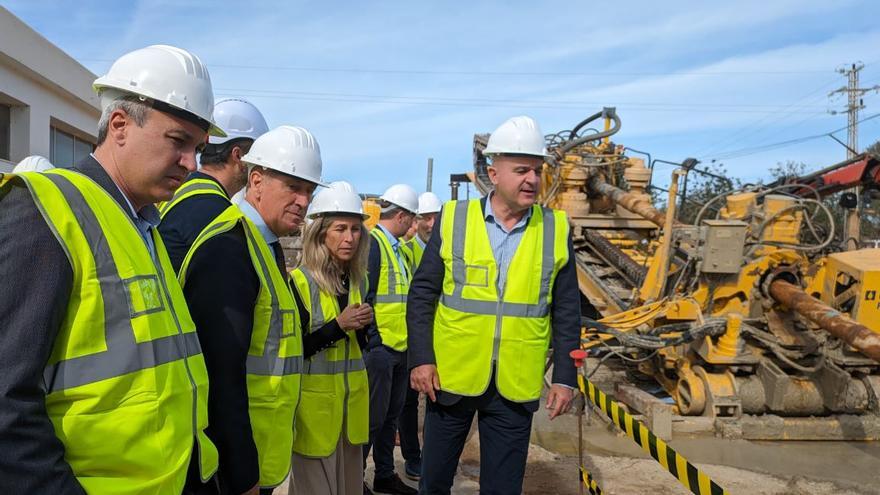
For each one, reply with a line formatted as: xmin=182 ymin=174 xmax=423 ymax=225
xmin=419 ymin=382 xmax=533 ymax=495
xmin=364 ymin=345 xmax=409 ymax=480
xmin=399 ymin=384 xmax=422 ymax=462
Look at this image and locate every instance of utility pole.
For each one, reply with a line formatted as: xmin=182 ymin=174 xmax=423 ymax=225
xmin=828 ymin=63 xmax=880 ymax=246
xmin=426 ymin=157 xmax=434 ymax=192
xmin=828 ymin=63 xmax=878 ymax=158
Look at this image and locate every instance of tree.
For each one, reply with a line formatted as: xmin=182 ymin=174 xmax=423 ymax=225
xmin=673 ymin=162 xmax=742 ymax=224
xmin=865 ymin=139 xmax=880 ymax=158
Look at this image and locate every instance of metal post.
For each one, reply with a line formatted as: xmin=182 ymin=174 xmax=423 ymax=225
xmin=450 ymin=178 xmax=459 ymax=200
xmin=426 ymin=157 xmax=433 ymax=192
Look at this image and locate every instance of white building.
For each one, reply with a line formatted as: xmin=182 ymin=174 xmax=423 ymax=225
xmin=0 ymin=6 xmax=100 ymax=173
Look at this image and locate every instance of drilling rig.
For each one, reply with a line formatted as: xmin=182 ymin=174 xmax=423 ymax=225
xmin=467 ymin=109 xmax=880 ymax=439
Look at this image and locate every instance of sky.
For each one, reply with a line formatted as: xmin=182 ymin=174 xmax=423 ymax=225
xmin=5 ymin=0 xmax=880 ymax=198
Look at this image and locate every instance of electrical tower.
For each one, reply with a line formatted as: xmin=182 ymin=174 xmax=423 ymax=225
xmin=829 ymin=63 xmax=880 ymax=158
xmin=828 ymin=63 xmax=880 ymax=246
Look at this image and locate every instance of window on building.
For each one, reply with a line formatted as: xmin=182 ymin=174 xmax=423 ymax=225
xmin=0 ymin=104 xmax=10 ymax=161
xmin=50 ymin=125 xmax=94 ymax=167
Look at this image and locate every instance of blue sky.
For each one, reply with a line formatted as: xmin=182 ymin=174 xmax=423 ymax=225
xmin=5 ymin=0 xmax=880 ymax=197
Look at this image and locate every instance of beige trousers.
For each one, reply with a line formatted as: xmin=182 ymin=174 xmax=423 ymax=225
xmin=289 ymin=435 xmax=364 ymax=495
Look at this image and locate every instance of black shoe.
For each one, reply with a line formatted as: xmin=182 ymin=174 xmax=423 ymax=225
xmin=404 ymin=458 xmax=421 ymax=481
xmin=364 ymin=482 xmax=374 ymax=495
xmin=373 ymin=473 xmax=418 ymax=495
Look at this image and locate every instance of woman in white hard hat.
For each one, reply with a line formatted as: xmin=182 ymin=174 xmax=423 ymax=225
xmin=288 ymin=181 xmax=374 ymax=495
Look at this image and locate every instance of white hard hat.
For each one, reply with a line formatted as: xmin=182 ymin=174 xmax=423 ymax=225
xmin=308 ymin=181 xmax=368 ymax=219
xmin=325 ymin=180 xmax=357 ymax=194
xmin=208 ymin=98 xmax=269 ymax=144
xmin=417 ymin=192 xmax=443 ymax=215
xmin=380 ymin=184 xmax=418 ymax=214
xmin=13 ymin=155 xmax=54 ymax=173
xmin=93 ymin=45 xmax=225 ymax=137
xmin=242 ymin=125 xmax=326 ymax=186
xmin=483 ymin=115 xmax=547 ymax=157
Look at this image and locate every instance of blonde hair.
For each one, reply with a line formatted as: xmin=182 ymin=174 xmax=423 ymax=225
xmin=299 ymin=214 xmax=369 ymax=295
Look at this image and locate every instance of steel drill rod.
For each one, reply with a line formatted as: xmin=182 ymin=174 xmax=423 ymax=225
xmin=587 ymin=175 xmax=666 ymax=227
xmin=768 ymin=279 xmax=880 ymax=362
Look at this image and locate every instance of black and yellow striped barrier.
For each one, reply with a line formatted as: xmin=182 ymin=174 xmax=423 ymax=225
xmin=576 ymin=372 xmax=729 ymax=495
xmin=580 ymin=466 xmax=604 ymax=495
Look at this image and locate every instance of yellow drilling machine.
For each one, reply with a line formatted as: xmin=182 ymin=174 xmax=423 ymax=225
xmin=461 ymin=108 xmax=880 ymax=440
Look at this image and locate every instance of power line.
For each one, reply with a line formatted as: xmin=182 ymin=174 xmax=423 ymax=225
xmin=692 ymin=74 xmax=844 ymax=158
xmin=702 ymin=112 xmax=880 ymax=161
xmin=215 ymin=87 xmax=827 ymax=109
xmin=216 ymin=90 xmax=827 ymax=114
xmin=76 ymin=57 xmax=831 ymax=77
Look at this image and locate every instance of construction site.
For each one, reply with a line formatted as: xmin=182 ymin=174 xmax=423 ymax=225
xmin=451 ymin=109 xmax=880 ymax=494
xmin=3 ymin=3 xmax=880 ymax=495
xmin=329 ymin=107 xmax=880 ymax=494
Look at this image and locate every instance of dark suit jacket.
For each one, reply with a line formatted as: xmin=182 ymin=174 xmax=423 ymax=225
xmin=0 ymin=156 xmax=153 ymax=494
xmin=157 ymin=171 xmax=231 ymax=273
xmin=362 ymin=234 xmax=384 ymax=350
xmin=180 ymin=224 xmax=262 ymax=494
xmin=182 ymin=219 xmax=348 ymax=493
xmin=406 ymin=198 xmax=590 ymax=412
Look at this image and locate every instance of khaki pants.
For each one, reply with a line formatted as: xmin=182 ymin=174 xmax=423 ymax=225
xmin=289 ymin=435 xmax=364 ymax=495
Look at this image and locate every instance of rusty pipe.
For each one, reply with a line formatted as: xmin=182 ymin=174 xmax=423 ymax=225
xmin=768 ymin=279 xmax=880 ymax=362
xmin=587 ymin=174 xmax=666 ymax=227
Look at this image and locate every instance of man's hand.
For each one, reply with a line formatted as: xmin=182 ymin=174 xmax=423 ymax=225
xmin=546 ymin=384 xmax=574 ymax=420
xmin=410 ymin=364 xmax=441 ymax=402
xmin=242 ymin=484 xmax=260 ymax=495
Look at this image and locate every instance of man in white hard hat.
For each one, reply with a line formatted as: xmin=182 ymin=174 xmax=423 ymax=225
xmin=178 ymin=126 xmax=323 ymax=495
xmin=396 ymin=191 xmax=442 ymax=481
xmin=362 ymin=184 xmax=419 ymax=495
xmin=408 ymin=116 xmax=583 ymax=494
xmin=400 ymin=192 xmax=442 ymax=271
xmin=159 ymin=98 xmax=270 ymax=272
xmin=0 ymin=45 xmax=222 ymax=494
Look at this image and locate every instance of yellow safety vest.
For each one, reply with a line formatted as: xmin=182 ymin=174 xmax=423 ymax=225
xmin=400 ymin=237 xmax=425 ymax=270
xmin=157 ymin=177 xmax=228 ymax=218
xmin=433 ymin=199 xmax=569 ymax=402
xmin=2 ymin=170 xmax=218 ymax=494
xmin=179 ymin=204 xmax=302 ymax=488
xmin=370 ymin=228 xmax=410 ymax=351
xmin=289 ymin=268 xmax=369 ymax=457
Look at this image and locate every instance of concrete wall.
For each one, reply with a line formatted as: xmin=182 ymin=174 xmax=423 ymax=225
xmin=0 ymin=6 xmax=100 ymax=172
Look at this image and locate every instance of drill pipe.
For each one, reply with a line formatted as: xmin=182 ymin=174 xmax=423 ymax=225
xmin=768 ymin=279 xmax=880 ymax=363
xmin=587 ymin=174 xmax=666 ymax=227
xmin=582 ymin=229 xmax=648 ymax=286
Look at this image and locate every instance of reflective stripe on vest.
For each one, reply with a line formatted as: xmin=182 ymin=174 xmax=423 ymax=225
xmin=241 ymin=223 xmax=304 ymax=376
xmin=178 ymin=204 xmax=302 ymax=488
xmin=370 ymin=229 xmax=409 ymax=351
xmin=6 ymin=170 xmax=218 ymax=493
xmin=42 ymin=172 xmax=205 ymax=392
xmin=300 ymin=269 xmax=367 ymax=375
xmin=291 ymin=267 xmax=370 ymax=457
xmin=440 ymin=200 xmax=557 ymax=318
xmin=401 ymin=237 xmax=425 ymax=270
xmin=158 ymin=177 xmax=227 ymax=218
xmin=433 ymin=199 xmax=569 ymax=403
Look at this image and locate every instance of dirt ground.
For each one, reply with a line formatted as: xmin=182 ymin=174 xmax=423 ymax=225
xmin=274 ymin=397 xmax=880 ymax=495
